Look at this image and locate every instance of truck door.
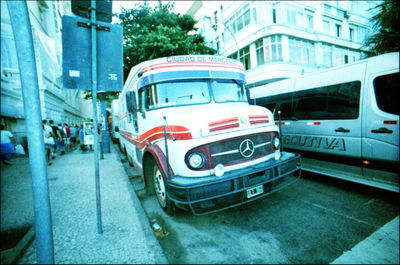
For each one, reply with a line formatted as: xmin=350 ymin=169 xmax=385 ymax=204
xmin=362 ymin=71 xmax=399 ymax=189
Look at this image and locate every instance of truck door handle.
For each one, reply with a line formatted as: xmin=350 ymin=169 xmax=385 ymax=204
xmin=371 ymin=127 xmax=393 ymax=134
xmin=335 ymin=127 xmax=350 ymax=133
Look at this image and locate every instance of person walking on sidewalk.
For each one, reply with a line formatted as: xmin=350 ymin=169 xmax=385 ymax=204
xmin=50 ymin=120 xmax=62 ymax=158
xmin=43 ymin=123 xmax=54 ymax=166
xmin=1 ymin=124 xmax=17 ymax=165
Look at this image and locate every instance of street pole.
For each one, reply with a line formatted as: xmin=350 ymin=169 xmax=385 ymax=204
xmin=214 ymin=18 xmax=240 ymax=60
xmin=7 ymin=1 xmax=55 ymax=263
xmin=91 ymin=0 xmax=103 ymax=234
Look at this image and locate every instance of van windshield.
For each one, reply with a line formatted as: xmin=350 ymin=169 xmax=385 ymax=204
xmin=142 ymin=79 xmax=246 ymax=110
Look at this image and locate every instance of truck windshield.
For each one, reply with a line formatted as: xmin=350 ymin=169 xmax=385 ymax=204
xmin=211 ymin=79 xmax=247 ymax=103
xmin=142 ymin=79 xmax=246 ymax=110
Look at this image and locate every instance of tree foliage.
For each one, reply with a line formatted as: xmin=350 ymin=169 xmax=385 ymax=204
xmin=117 ymin=2 xmax=216 ymax=80
xmin=365 ymin=0 xmax=400 ymax=56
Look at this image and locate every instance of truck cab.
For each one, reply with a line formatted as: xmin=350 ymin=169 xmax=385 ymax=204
xmin=118 ymin=55 xmax=301 ymax=215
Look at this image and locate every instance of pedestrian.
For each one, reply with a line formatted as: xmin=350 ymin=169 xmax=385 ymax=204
xmin=43 ymin=123 xmax=54 ymax=166
xmin=70 ymin=124 xmax=77 ymax=148
xmin=63 ymin=123 xmax=70 ymax=152
xmin=58 ymin=123 xmax=65 ymax=155
xmin=49 ymin=120 xmax=61 ymax=157
xmin=1 ymin=124 xmax=17 ymax=165
xmin=79 ymin=125 xmax=85 ymax=151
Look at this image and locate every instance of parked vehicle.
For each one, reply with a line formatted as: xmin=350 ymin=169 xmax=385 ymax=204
xmin=83 ymin=122 xmax=94 ymax=149
xmin=117 ymin=55 xmax=301 ymax=215
xmin=110 ymin=99 xmax=119 ymax=143
xmin=250 ymin=52 xmax=399 ymax=192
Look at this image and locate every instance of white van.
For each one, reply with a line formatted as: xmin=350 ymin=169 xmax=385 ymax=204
xmin=118 ymin=55 xmax=301 ymax=215
xmin=250 ymin=52 xmax=399 ymax=192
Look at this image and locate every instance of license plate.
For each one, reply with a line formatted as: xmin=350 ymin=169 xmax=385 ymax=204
xmin=246 ymin=184 xmax=264 ymax=198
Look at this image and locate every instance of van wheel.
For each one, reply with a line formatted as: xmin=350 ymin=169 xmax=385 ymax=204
xmin=151 ymin=162 xmax=175 ymax=215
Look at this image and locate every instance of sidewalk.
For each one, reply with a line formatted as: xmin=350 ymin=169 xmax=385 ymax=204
xmin=331 ymin=215 xmax=399 ymax=264
xmin=1 ymin=145 xmax=168 ymax=264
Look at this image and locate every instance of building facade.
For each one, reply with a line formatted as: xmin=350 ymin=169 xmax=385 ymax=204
xmin=186 ymin=1 xmax=381 ymax=88
xmin=1 ymin=0 xmax=92 ymax=146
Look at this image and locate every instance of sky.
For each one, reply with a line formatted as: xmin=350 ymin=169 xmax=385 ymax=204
xmin=112 ymin=0 xmax=193 ymax=22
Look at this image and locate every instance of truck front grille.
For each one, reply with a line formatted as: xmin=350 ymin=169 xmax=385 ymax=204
xmin=209 ymin=132 xmax=274 ymax=167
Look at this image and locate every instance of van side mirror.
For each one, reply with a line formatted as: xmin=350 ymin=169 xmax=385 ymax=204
xmin=114 ymin=126 xmax=119 ymax=132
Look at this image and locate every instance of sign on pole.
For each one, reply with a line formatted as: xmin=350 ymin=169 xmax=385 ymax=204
xmin=62 ymin=15 xmax=123 ymax=92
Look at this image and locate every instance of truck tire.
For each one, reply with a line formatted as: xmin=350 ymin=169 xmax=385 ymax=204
xmin=151 ymin=162 xmax=175 ymax=215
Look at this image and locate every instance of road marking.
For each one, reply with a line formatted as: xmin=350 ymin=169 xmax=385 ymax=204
xmin=300 ymin=199 xmax=374 ymax=227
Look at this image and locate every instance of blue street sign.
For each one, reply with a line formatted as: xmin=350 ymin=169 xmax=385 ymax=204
xmin=62 ymin=15 xmax=123 ymax=92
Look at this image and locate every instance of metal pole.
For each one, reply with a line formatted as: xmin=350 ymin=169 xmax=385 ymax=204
xmin=6 ymin=1 xmax=55 ymax=263
xmin=214 ymin=18 xmax=240 ymax=59
xmin=91 ymin=0 xmax=103 ymax=234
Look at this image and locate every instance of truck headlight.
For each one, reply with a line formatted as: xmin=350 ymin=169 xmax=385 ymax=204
xmin=273 ymin=136 xmax=280 ymax=150
xmin=187 ymin=152 xmax=206 ymax=169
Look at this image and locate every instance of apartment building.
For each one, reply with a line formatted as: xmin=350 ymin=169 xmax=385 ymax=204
xmin=186 ymin=1 xmax=381 ymax=88
xmin=1 ymin=0 xmax=92 ymax=146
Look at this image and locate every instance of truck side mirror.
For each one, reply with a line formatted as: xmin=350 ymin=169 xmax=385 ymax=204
xmin=126 ymin=92 xmax=137 ymax=113
xmin=114 ymin=126 xmax=119 ymax=132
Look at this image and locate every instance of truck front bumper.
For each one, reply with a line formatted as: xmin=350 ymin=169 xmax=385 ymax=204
xmin=167 ymin=152 xmax=302 ymax=215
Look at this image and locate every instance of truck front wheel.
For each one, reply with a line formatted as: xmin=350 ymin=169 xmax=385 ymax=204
xmin=151 ymin=162 xmax=175 ymax=215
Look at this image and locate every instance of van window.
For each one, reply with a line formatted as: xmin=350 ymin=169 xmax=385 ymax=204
xmin=373 ymin=73 xmax=399 ymax=116
xmin=259 ymin=81 xmax=361 ymax=120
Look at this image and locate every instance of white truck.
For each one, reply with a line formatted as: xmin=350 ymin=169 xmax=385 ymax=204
xmin=117 ymin=55 xmax=301 ymax=215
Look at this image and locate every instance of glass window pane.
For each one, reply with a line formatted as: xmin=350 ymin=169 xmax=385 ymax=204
xmin=373 ymin=73 xmax=400 ymax=115
xmin=212 ymin=79 xmax=247 ymax=103
xmin=144 ymin=80 xmax=211 ymax=110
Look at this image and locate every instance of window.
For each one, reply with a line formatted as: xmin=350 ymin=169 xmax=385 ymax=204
xmin=256 ymin=39 xmax=265 ymax=66
xmin=285 ymin=4 xmax=304 ymax=27
xmin=349 ymin=28 xmax=355 ymax=41
xmin=239 ymin=46 xmax=251 ymax=70
xmin=272 ymin=7 xmax=277 ymax=23
xmin=211 ymin=79 xmax=247 ymax=103
xmin=289 ymin=37 xmax=315 ymax=66
xmin=357 ymin=26 xmax=369 ymax=43
xmin=323 ymin=20 xmax=330 ymax=33
xmin=322 ymin=44 xmax=332 ymax=67
xmin=373 ymin=73 xmax=400 ymax=115
xmin=141 ymin=80 xmax=211 ymax=110
xmin=307 ymin=15 xmax=314 ymax=31
xmin=226 ymin=3 xmax=251 ymax=34
xmin=265 ymin=35 xmax=282 ymax=62
xmin=335 ymin=24 xmax=342 ymax=38
xmin=262 ymin=81 xmax=361 ymax=120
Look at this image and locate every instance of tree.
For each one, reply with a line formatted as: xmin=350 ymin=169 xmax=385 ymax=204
xmin=364 ymin=0 xmax=400 ymax=56
xmin=117 ymin=2 xmax=216 ymax=80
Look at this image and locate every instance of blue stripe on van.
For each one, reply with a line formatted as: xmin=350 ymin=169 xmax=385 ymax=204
xmin=138 ymin=70 xmax=246 ymax=88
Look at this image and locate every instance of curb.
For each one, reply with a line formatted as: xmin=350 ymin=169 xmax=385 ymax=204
xmin=2 ymin=225 xmax=35 ymax=264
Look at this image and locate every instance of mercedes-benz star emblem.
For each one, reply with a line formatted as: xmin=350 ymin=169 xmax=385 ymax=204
xmin=239 ymin=139 xmax=255 ymax=158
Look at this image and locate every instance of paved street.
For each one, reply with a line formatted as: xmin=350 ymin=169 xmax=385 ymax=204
xmin=1 ymin=144 xmax=398 ymax=264
xmin=117 ymin=143 xmax=399 ymax=264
